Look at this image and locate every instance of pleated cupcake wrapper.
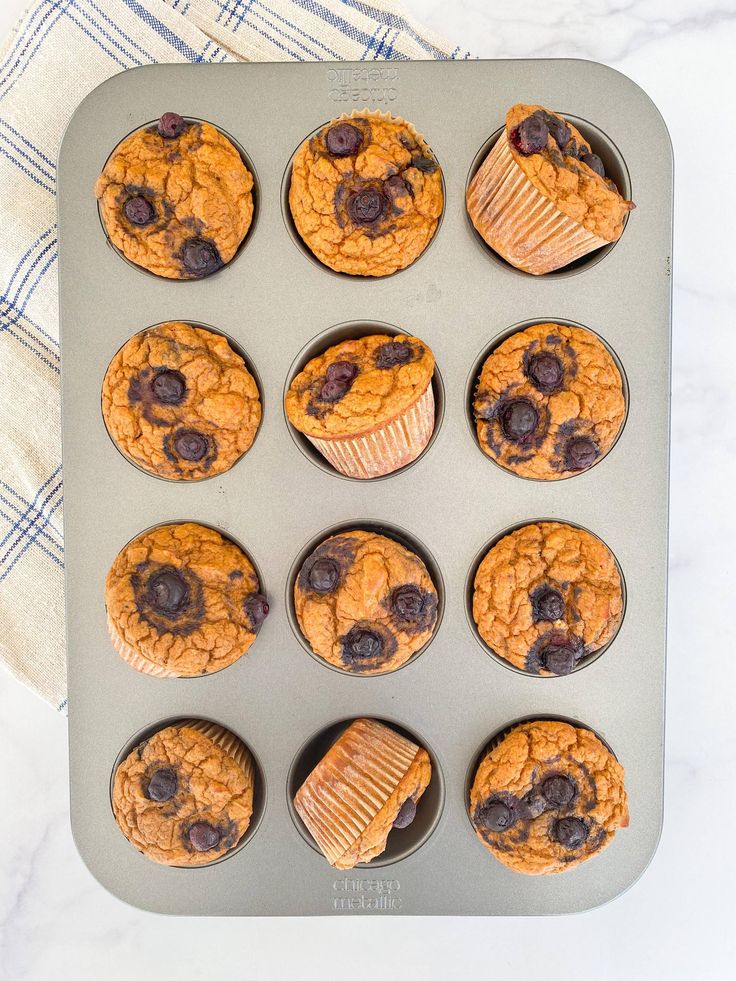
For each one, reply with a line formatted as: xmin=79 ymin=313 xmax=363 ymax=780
xmin=294 ymin=719 xmax=421 ymax=868
xmin=467 ymin=134 xmax=610 ymax=275
xmin=307 ymin=382 xmax=435 ymax=479
xmin=107 ymin=611 xmax=180 ymax=679
xmin=179 ymin=719 xmax=254 ymax=781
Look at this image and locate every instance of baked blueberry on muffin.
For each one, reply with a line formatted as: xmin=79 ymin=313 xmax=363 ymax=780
xmin=285 ymin=333 xmax=435 ymax=479
xmin=112 ymin=721 xmax=255 ymax=866
xmin=289 ymin=112 xmax=443 ymax=277
xmin=105 ymin=522 xmax=268 ymax=678
xmin=467 ymin=104 xmax=634 ymax=274
xmin=102 ymin=322 xmax=261 ymax=481
xmin=294 ymin=530 xmax=438 ymax=674
xmin=96 ymin=113 xmax=254 ymax=279
xmin=472 ymin=521 xmax=623 ymax=675
xmin=473 ymin=322 xmax=625 ymax=480
xmin=469 ymin=720 xmax=628 ymax=875
xmin=294 ymin=718 xmax=432 ymax=869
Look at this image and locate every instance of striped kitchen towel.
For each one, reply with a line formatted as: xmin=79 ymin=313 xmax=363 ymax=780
xmin=0 ymin=0 xmax=468 ymax=711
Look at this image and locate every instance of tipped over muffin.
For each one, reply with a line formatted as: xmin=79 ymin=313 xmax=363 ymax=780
xmin=289 ymin=111 xmax=443 ymax=277
xmin=96 ymin=112 xmax=254 ymax=279
xmin=467 ymin=104 xmax=634 ymax=274
xmin=469 ymin=720 xmax=628 ymax=874
xmin=294 ymin=718 xmax=432 ymax=869
xmin=285 ymin=333 xmax=436 ymax=479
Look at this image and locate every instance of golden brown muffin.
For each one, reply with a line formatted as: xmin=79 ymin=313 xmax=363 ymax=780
xmin=112 ymin=721 xmax=255 ymax=866
xmin=469 ymin=720 xmax=628 ymax=875
xmin=289 ymin=111 xmax=443 ymax=277
xmin=294 ymin=530 xmax=438 ymax=674
xmin=473 ymin=323 xmax=625 ymax=480
xmin=96 ymin=113 xmax=253 ymax=279
xmin=467 ymin=104 xmax=635 ymax=274
xmin=105 ymin=522 xmax=268 ymax=678
xmin=294 ymin=719 xmax=432 ymax=869
xmin=102 ymin=322 xmax=261 ymax=481
xmin=285 ymin=333 xmax=435 ymax=479
xmin=472 ymin=522 xmax=623 ymax=675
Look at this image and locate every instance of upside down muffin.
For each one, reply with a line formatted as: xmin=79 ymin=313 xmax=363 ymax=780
xmin=469 ymin=720 xmax=628 ymax=875
xmin=102 ymin=322 xmax=261 ymax=481
xmin=289 ymin=112 xmax=443 ymax=277
xmin=96 ymin=112 xmax=253 ymax=279
xmin=285 ymin=333 xmax=435 ymax=479
xmin=472 ymin=522 xmax=623 ymax=676
xmin=112 ymin=721 xmax=255 ymax=866
xmin=294 ymin=530 xmax=438 ymax=674
xmin=105 ymin=522 xmax=269 ymax=678
xmin=467 ymin=104 xmax=634 ymax=274
xmin=294 ymin=718 xmax=432 ymax=869
xmin=473 ymin=322 xmax=626 ymax=480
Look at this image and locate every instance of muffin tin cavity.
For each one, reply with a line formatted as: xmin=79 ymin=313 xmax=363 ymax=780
xmin=110 ymin=717 xmax=267 ymax=867
xmin=280 ymin=118 xmax=446 ymax=279
xmin=286 ymin=717 xmax=444 ymax=867
xmin=97 ymin=116 xmax=260 ymax=280
xmin=101 ymin=322 xmax=264 ymax=483
xmin=283 ymin=320 xmax=445 ymax=481
xmin=465 ymin=519 xmax=627 ymax=678
xmin=465 ymin=114 xmax=632 ymax=278
xmin=286 ymin=519 xmax=444 ymax=676
xmin=465 ymin=318 xmax=629 ymax=481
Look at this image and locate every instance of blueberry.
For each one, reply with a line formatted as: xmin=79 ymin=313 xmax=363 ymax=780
xmin=158 ymin=112 xmax=185 ymax=139
xmin=151 ymin=369 xmax=186 ymax=405
xmin=307 ymin=558 xmax=339 ymax=593
xmin=145 ymin=568 xmax=190 ymax=615
xmin=181 ymin=237 xmax=221 ymax=277
xmin=553 ymin=816 xmax=588 ymax=849
xmin=500 ymin=399 xmax=539 ymax=443
xmin=325 ymin=123 xmax=362 ymax=157
xmin=346 ymin=188 xmax=388 ymax=226
xmin=146 ymin=768 xmax=178 ymax=802
xmin=565 ymin=436 xmax=598 ymax=472
xmin=391 ymin=584 xmax=425 ymax=623
xmin=244 ymin=593 xmax=269 ymax=630
xmin=123 ymin=196 xmax=155 ymax=226
xmin=393 ymin=798 xmax=417 ymax=829
xmin=510 ymin=113 xmax=549 ymax=156
xmin=188 ymin=821 xmax=221 ymax=852
xmin=376 ymin=341 xmax=413 ymax=369
xmin=526 ymin=352 xmax=563 ymax=393
xmin=581 ymin=153 xmax=605 ymax=178
xmin=173 ymin=429 xmax=210 ymax=462
xmin=542 ymin=774 xmax=576 ymax=807
xmin=476 ymin=798 xmax=515 ymax=833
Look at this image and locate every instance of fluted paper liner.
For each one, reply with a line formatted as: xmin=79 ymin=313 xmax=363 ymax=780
xmin=107 ymin=610 xmax=180 ymax=678
xmin=467 ymin=134 xmax=611 ymax=275
xmin=294 ymin=719 xmax=424 ymax=867
xmin=307 ymin=381 xmax=435 ymax=479
xmin=180 ymin=719 xmax=255 ymax=785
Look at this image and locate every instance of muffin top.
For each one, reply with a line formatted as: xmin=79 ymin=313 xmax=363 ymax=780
xmin=112 ymin=723 xmax=254 ymax=866
xmin=472 ymin=522 xmax=623 ymax=675
xmin=294 ymin=718 xmax=432 ymax=869
xmin=106 ymin=522 xmax=268 ymax=677
xmin=95 ymin=114 xmax=253 ymax=279
xmin=504 ymin=104 xmax=634 ymax=242
xmin=294 ymin=530 xmax=438 ymax=674
xmin=102 ymin=322 xmax=261 ymax=481
xmin=469 ymin=720 xmax=628 ymax=875
xmin=474 ymin=322 xmax=626 ymax=480
xmin=289 ymin=112 xmax=443 ymax=277
xmin=286 ymin=334 xmax=434 ymax=440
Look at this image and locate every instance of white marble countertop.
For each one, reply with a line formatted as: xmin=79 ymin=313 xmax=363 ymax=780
xmin=1 ymin=0 xmax=734 ymax=978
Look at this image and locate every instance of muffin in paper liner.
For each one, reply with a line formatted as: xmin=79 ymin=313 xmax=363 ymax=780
xmin=111 ymin=720 xmax=255 ymax=867
xmin=285 ymin=332 xmax=436 ymax=480
xmin=468 ymin=719 xmax=628 ymax=875
xmin=467 ymin=104 xmax=634 ymax=275
xmin=307 ymin=381 xmax=434 ymax=479
xmin=294 ymin=718 xmax=432 ymax=869
xmin=288 ymin=108 xmax=444 ymax=277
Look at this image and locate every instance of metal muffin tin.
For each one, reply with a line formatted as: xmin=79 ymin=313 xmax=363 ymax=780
xmin=58 ymin=59 xmax=672 ymax=915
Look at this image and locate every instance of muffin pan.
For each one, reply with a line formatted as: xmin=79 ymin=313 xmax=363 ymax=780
xmin=59 ymin=59 xmax=672 ymax=915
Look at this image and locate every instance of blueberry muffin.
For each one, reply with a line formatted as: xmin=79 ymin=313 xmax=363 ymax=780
xmin=294 ymin=530 xmax=438 ymax=674
xmin=102 ymin=322 xmax=261 ymax=481
xmin=472 ymin=522 xmax=623 ymax=675
xmin=469 ymin=720 xmax=628 ymax=875
xmin=105 ymin=522 xmax=268 ymax=678
xmin=289 ymin=112 xmax=443 ymax=277
xmin=294 ymin=718 xmax=432 ymax=869
xmin=96 ymin=113 xmax=253 ymax=279
xmin=473 ymin=322 xmax=625 ymax=480
xmin=285 ymin=333 xmax=435 ymax=479
xmin=467 ymin=104 xmax=634 ymax=274
xmin=112 ymin=721 xmax=255 ymax=866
